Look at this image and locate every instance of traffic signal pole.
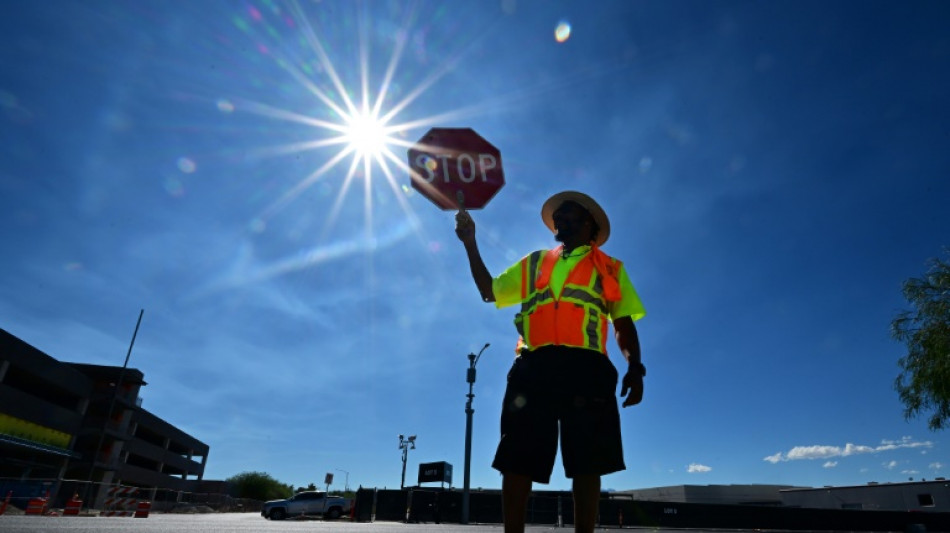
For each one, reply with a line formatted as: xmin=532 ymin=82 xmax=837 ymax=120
xmin=462 ymin=343 xmax=489 ymax=525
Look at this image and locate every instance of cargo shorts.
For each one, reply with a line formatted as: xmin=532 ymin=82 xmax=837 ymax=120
xmin=491 ymin=345 xmax=626 ymax=483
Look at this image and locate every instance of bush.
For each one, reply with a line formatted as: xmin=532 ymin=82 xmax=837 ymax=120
xmin=226 ymin=471 xmax=293 ymax=501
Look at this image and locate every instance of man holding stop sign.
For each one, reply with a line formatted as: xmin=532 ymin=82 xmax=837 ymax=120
xmin=455 ymin=191 xmax=647 ymax=533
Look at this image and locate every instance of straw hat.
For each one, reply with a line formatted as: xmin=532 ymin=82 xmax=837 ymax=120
xmin=541 ymin=191 xmax=610 ymax=246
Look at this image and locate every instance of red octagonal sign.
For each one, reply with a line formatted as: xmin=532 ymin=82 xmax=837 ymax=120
xmin=407 ymin=128 xmax=505 ymax=210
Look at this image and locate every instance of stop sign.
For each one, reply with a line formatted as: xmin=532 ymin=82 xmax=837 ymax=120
xmin=407 ymin=128 xmax=505 ymax=210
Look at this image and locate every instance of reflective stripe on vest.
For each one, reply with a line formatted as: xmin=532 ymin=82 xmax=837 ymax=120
xmin=513 ymin=249 xmax=616 ymax=354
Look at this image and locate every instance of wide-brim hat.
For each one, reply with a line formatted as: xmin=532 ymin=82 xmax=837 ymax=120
xmin=541 ymin=191 xmax=610 ymax=246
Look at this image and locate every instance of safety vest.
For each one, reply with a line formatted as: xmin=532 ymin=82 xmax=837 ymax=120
xmin=514 ymin=246 xmax=622 ymax=354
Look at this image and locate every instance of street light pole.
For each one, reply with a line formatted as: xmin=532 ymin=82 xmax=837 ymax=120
xmin=398 ymin=434 xmax=416 ymax=490
xmin=336 ymin=468 xmax=349 ymax=494
xmin=462 ymin=343 xmax=489 ymax=525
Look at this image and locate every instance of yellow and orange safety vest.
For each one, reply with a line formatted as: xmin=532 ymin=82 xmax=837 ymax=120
xmin=514 ymin=245 xmax=622 ymax=355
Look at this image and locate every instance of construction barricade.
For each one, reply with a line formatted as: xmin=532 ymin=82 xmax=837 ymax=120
xmin=101 ymin=486 xmax=138 ymax=517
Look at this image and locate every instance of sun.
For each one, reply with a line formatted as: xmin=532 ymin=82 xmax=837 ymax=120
xmin=343 ymin=109 xmax=390 ymax=160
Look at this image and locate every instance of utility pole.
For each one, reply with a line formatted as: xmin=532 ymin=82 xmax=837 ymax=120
xmin=462 ymin=343 xmax=489 ymax=525
xmin=398 ymin=434 xmax=416 ymax=490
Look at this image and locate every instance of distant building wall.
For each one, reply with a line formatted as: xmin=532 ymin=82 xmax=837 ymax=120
xmin=617 ymin=484 xmax=800 ymax=506
xmin=0 ymin=327 xmax=210 ymax=507
xmin=617 ymin=482 xmax=950 ymax=513
xmin=0 ymin=329 xmax=89 ymax=481
xmin=120 ymin=408 xmax=208 ymax=490
xmin=780 ymin=480 xmax=950 ymax=512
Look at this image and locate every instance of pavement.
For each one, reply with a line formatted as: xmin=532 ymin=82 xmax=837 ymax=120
xmin=0 ymin=512 xmax=786 ymax=533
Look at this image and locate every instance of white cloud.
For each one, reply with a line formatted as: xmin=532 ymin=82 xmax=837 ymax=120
xmin=883 ymin=461 xmax=898 ymax=470
xmin=877 ymin=436 xmax=932 ymax=452
xmin=787 ymin=445 xmax=843 ymax=460
xmin=822 ymin=461 xmax=838 ymax=468
xmin=763 ymin=452 xmax=783 ymax=464
xmin=687 ymin=463 xmax=712 ymax=473
xmin=930 ymin=462 xmax=944 ymax=470
xmin=763 ymin=438 xmax=932 ymax=463
xmin=901 ymin=470 xmax=919 ymax=475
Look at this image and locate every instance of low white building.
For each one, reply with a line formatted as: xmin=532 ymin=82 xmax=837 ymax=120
xmin=615 ymin=479 xmax=949 ymax=513
xmin=780 ymin=479 xmax=949 ymax=512
xmin=616 ymin=484 xmax=804 ymax=506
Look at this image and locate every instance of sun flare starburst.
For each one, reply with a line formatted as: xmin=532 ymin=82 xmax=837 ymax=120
xmin=343 ymin=109 xmax=391 ymax=161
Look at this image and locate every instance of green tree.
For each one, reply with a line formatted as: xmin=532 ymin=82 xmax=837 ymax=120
xmin=892 ymin=251 xmax=950 ymax=430
xmin=226 ymin=471 xmax=293 ymax=501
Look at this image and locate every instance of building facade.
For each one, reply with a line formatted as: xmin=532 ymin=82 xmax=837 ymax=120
xmin=0 ymin=328 xmax=208 ymax=508
xmin=780 ymin=479 xmax=950 ymax=512
xmin=618 ymin=481 xmax=949 ymax=513
xmin=617 ymin=484 xmax=803 ymax=506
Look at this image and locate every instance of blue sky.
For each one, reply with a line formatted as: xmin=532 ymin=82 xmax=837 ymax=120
xmin=2 ymin=0 xmax=949 ymax=493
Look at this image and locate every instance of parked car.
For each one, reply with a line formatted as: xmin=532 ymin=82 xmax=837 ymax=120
xmin=261 ymin=491 xmax=350 ymax=520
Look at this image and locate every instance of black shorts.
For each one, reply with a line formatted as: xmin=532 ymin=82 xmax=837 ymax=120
xmin=491 ymin=345 xmax=625 ymax=483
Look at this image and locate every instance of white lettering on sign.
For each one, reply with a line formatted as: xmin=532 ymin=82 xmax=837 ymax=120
xmin=479 ymin=154 xmax=497 ymax=179
xmin=414 ymin=152 xmax=497 ymax=183
xmin=437 ymin=154 xmax=454 ymax=182
xmin=458 ymin=153 xmax=476 ymax=183
xmin=414 ymin=154 xmax=438 ymax=183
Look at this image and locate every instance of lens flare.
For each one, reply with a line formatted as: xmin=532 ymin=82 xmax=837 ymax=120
xmin=555 ymin=21 xmax=571 ymax=43
xmin=177 ymin=157 xmax=196 ymax=173
xmin=421 ymin=155 xmax=438 ymax=172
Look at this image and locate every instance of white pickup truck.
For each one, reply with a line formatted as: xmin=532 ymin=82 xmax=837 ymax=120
xmin=261 ymin=491 xmax=351 ymax=520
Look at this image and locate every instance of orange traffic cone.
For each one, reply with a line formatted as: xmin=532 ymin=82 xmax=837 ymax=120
xmin=0 ymin=491 xmax=11 ymax=515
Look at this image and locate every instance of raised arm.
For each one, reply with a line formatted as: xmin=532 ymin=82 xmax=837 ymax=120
xmin=455 ymin=208 xmax=495 ymax=303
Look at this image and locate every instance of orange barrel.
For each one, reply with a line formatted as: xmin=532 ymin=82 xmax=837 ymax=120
xmin=134 ymin=500 xmax=152 ymax=518
xmin=25 ymin=497 xmax=47 ymax=515
xmin=63 ymin=497 xmax=83 ymax=516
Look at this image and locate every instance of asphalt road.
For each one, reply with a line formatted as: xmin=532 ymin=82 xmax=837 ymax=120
xmin=0 ymin=513 xmax=779 ymax=533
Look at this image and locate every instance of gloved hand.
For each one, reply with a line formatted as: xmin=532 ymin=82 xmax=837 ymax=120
xmin=620 ymin=367 xmax=643 ymax=407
